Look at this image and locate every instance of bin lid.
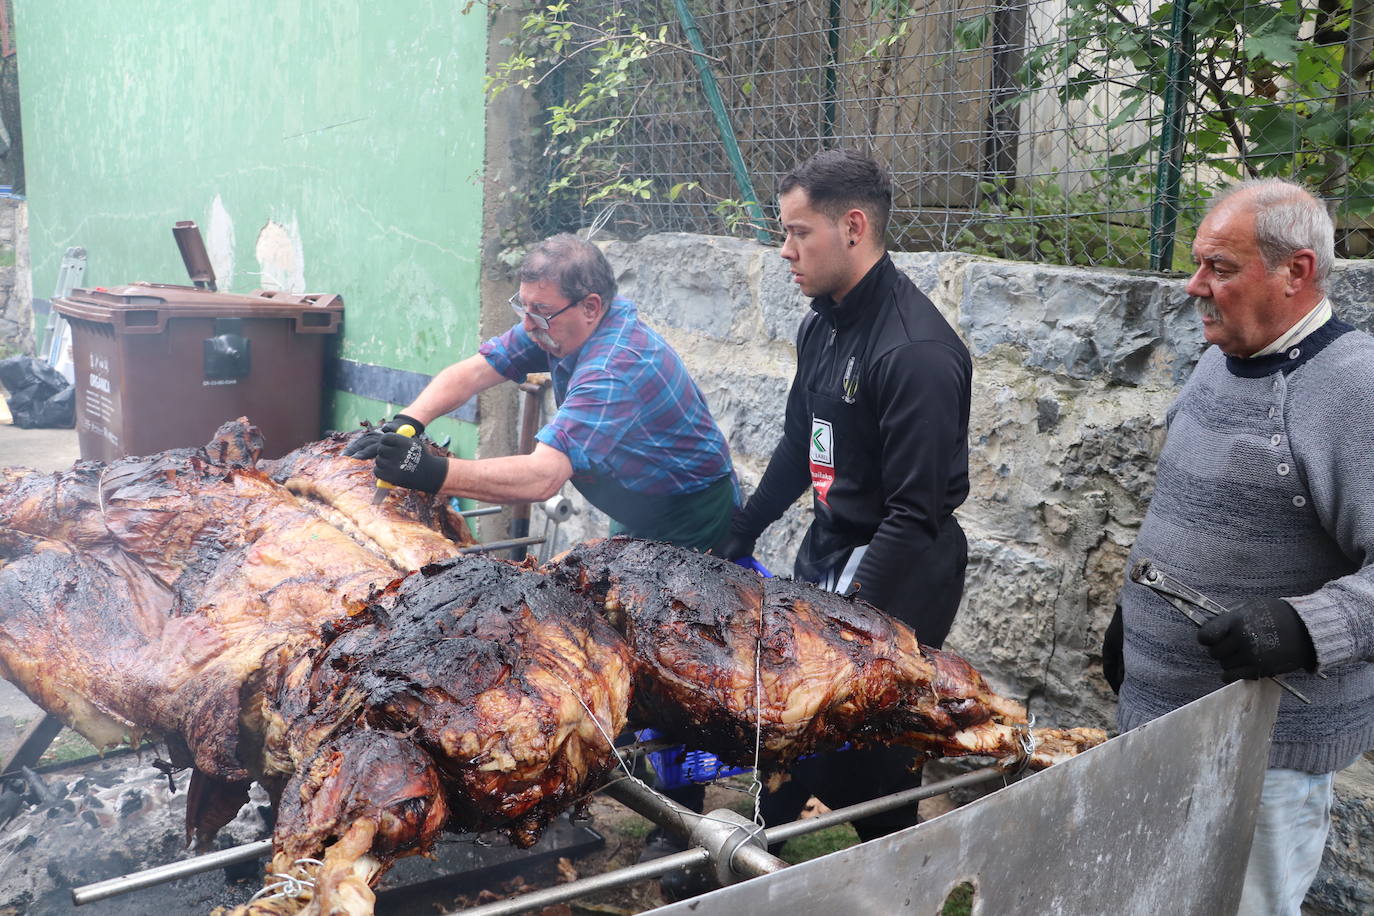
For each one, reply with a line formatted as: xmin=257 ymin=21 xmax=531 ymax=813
xmin=53 ymin=283 xmax=343 ymax=334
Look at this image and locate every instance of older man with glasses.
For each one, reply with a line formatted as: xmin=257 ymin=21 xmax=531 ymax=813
xmin=344 ymin=232 xmax=737 ymax=553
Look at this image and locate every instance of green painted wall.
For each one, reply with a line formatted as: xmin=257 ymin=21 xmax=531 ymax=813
xmin=14 ymin=1 xmax=486 ymax=455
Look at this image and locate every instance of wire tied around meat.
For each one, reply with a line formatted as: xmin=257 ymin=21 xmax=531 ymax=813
xmin=747 ymin=595 xmax=766 ymax=827
xmin=1015 ymin=713 xmax=1038 ymax=772
xmin=247 ymin=858 xmax=323 ymax=904
xmin=993 ymin=713 xmax=1039 ymax=781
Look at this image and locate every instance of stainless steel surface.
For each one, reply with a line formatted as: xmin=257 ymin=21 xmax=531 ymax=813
xmin=600 ymin=775 xmax=696 ymax=843
xmin=443 ymin=847 xmax=710 ymax=916
xmin=761 ymin=764 xmax=1006 ymax=845
xmin=648 ymin=680 xmax=1281 ymax=916
xmin=688 ymin=808 xmax=784 ymax=886
xmin=444 ymin=778 xmax=786 ymax=916
xmin=71 ymin=839 xmax=272 ymax=905
xmin=602 ymin=775 xmax=788 ymax=881
xmin=1132 ymin=559 xmax=1313 ymax=702
xmin=538 ymin=495 xmax=573 ymax=522
xmin=458 ymin=506 xmax=503 ymax=518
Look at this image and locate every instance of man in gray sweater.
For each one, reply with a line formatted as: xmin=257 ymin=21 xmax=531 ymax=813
xmin=1112 ymin=178 xmax=1374 ymax=914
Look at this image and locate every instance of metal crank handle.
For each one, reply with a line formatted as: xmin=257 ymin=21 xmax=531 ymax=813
xmin=1268 ymin=673 xmax=1311 ymax=704
xmin=1131 ymin=560 xmax=1314 ymax=703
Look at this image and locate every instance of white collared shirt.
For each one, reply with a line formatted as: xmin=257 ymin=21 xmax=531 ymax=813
xmin=1252 ymin=298 xmax=1332 ymax=357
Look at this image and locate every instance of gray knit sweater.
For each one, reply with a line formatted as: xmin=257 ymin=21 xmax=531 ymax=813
xmin=1118 ymin=318 xmax=1374 ymax=774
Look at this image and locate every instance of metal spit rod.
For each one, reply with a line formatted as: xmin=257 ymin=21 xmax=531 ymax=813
xmin=601 ymin=776 xmax=788 ymax=880
xmin=67 ymin=763 xmax=1007 ymax=909
xmin=762 ymin=762 xmax=1008 ymax=844
xmin=448 ymin=847 xmax=711 ymax=916
xmin=441 ymin=764 xmax=1009 ymax=916
xmin=72 ymin=840 xmax=272 ymax=905
xmin=457 ymin=506 xmax=503 ymax=519
xmin=456 ymin=535 xmax=545 ymax=554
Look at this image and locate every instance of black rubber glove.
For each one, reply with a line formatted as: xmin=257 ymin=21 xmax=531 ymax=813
xmin=717 ymin=532 xmax=757 ymax=561
xmin=1102 ymin=602 xmax=1124 ymax=695
xmin=374 ymin=433 xmax=448 ymax=493
xmin=1196 ymin=597 xmax=1317 ymax=682
xmin=342 ymin=414 xmax=426 ymax=459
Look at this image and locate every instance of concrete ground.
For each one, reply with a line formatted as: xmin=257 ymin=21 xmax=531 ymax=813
xmin=0 ymin=411 xmax=81 ymax=723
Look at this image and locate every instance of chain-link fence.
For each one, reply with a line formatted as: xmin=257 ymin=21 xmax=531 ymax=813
xmin=506 ymin=0 xmax=1374 ymax=270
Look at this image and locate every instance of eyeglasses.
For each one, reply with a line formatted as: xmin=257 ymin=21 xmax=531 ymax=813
xmin=508 ymin=292 xmax=585 ymax=330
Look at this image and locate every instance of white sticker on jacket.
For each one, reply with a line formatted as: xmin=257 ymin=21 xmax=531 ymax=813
xmin=810 ymin=417 xmax=834 ymax=505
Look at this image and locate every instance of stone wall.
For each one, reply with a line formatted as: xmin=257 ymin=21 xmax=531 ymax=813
xmin=0 ymin=196 xmax=29 ymax=357
xmin=538 ymin=232 xmax=1373 ymax=913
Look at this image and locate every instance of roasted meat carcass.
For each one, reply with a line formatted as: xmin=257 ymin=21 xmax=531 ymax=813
xmin=0 ymin=420 xmax=467 ymax=779
xmin=547 ymin=538 xmax=1105 ymax=771
xmin=2 ymin=422 xmax=1103 ymax=916
xmin=249 ymin=555 xmax=633 ymax=880
xmin=263 ymin=425 xmax=476 ymax=569
xmin=219 ymin=555 xmax=632 ymax=915
xmin=0 ymin=421 xmax=631 ymax=915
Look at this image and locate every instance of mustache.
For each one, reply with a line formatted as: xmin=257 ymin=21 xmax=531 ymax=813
xmin=530 ymin=328 xmax=558 ymax=350
xmin=1194 ymin=298 xmax=1221 ymax=321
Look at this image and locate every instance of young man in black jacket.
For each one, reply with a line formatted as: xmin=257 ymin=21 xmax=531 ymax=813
xmin=723 ymin=148 xmax=973 ymax=841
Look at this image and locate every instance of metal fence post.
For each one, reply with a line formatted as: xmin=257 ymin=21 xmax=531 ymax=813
xmin=1149 ymin=0 xmax=1194 ymax=270
xmin=671 ymin=0 xmax=771 ymax=242
xmin=823 ymin=0 xmax=841 ymax=142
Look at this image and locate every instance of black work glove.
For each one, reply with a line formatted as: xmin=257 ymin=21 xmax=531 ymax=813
xmin=374 ymin=433 xmax=448 ymax=493
xmin=1196 ymin=597 xmax=1317 ymax=682
xmin=342 ymin=414 xmax=426 ymax=459
xmin=717 ymin=532 xmax=757 ymax=561
xmin=1102 ymin=602 xmax=1124 ymax=695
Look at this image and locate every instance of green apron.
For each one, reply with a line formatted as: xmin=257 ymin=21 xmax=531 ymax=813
xmin=574 ymin=473 xmax=734 ymax=553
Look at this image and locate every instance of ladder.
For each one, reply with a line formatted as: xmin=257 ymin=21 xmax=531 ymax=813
xmin=41 ymin=246 xmax=86 ymax=383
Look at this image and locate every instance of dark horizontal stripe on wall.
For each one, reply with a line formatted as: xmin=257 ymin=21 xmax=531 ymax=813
xmin=330 ymin=358 xmax=478 ymax=424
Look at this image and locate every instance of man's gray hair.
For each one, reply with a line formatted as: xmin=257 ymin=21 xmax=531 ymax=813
xmin=1213 ymin=178 xmax=1335 ymax=291
xmin=518 ymin=233 xmax=618 ymax=306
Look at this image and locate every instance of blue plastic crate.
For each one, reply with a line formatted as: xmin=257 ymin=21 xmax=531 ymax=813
xmin=635 ymin=729 xmax=855 ymax=790
xmin=636 ymin=728 xmax=752 ymax=790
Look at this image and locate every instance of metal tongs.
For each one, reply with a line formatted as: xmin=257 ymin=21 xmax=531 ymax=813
xmin=1130 ymin=560 xmax=1314 ymax=704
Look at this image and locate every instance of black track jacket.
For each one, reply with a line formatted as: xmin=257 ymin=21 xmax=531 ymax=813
xmin=733 ymin=255 xmax=972 ymax=645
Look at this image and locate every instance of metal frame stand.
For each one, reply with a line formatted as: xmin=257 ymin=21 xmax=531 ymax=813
xmin=445 ymin=764 xmax=1011 ymax=916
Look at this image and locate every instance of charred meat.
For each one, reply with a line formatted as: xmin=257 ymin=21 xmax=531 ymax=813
xmin=547 ymin=538 xmax=1104 ymax=770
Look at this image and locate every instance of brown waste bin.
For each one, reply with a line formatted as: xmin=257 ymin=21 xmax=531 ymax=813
xmin=53 ymin=282 xmax=343 ymax=461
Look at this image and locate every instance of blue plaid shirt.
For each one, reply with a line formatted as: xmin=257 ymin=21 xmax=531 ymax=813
xmin=479 ymin=297 xmax=734 ymax=496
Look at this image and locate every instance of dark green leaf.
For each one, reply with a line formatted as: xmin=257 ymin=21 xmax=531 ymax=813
xmin=954 ymin=14 xmax=992 ymax=51
xmin=1244 ymin=13 xmax=1301 ymax=65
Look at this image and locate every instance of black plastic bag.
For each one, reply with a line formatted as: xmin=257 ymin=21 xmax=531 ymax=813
xmin=0 ymin=356 xmax=75 ymax=429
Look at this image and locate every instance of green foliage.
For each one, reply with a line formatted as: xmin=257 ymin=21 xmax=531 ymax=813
xmin=488 ymin=4 xmax=671 ymax=213
xmin=1014 ymin=0 xmax=1374 ymax=222
xmin=488 ymin=3 xmax=767 ymax=235
xmin=670 ymin=180 xmax=773 ymax=238
xmin=37 ymin=729 xmax=100 ymax=766
xmin=952 ymin=175 xmax=1169 ymax=269
xmin=778 ymin=823 xmax=860 ymax=864
xmin=942 ymin=881 xmax=976 ymax=916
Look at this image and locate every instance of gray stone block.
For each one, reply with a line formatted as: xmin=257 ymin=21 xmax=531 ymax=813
xmin=958 ymin=260 xmax=1202 ymax=386
xmin=891 ymin=250 xmax=961 ymax=300
xmin=756 ymin=252 xmax=809 ymax=344
xmin=695 ymin=364 xmax=790 ymax=462
xmin=1309 ymin=754 xmax=1374 ymax=915
xmin=1331 ymin=261 xmax=1374 ymax=332
xmin=607 ymin=233 xmax=757 ymax=340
